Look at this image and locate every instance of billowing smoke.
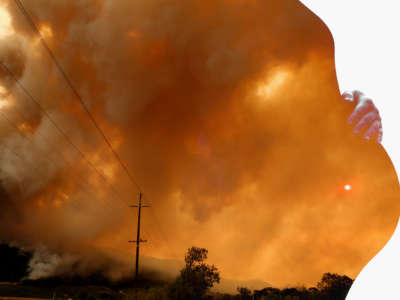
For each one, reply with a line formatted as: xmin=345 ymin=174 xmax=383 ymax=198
xmin=0 ymin=0 xmax=398 ymax=287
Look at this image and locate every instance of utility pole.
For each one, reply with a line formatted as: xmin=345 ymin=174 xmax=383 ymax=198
xmin=129 ymin=192 xmax=150 ymax=280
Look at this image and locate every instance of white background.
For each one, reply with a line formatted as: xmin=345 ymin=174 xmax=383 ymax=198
xmin=300 ymin=1 xmax=400 ymax=299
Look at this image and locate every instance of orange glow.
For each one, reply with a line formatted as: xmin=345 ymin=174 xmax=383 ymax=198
xmin=0 ymin=86 xmax=12 ymax=110
xmin=36 ymin=198 xmax=45 ymax=208
xmin=53 ymin=199 xmax=63 ymax=207
xmin=0 ymin=0 xmax=398 ymax=289
xmin=257 ymin=69 xmax=292 ymax=99
xmin=86 ymin=151 xmax=119 ymax=182
xmin=344 ymin=184 xmax=352 ymax=191
xmin=39 ymin=23 xmax=53 ymax=39
xmin=0 ymin=5 xmax=13 ymax=38
xmin=0 ymin=99 xmax=10 ymax=110
xmin=18 ymin=122 xmax=35 ymax=135
xmin=60 ymin=192 xmax=70 ymax=200
xmin=127 ymin=30 xmax=140 ymax=39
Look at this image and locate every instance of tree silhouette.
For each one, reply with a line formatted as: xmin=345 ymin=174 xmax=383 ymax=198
xmin=316 ymin=273 xmax=353 ymax=300
xmin=168 ymin=246 xmax=220 ymax=300
xmin=237 ymin=287 xmax=252 ymax=300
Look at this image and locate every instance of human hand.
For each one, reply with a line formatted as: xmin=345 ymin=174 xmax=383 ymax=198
xmin=342 ymin=90 xmax=383 ymax=143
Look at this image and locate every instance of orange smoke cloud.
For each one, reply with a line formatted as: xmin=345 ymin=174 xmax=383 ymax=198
xmin=0 ymin=0 xmax=398 ymax=287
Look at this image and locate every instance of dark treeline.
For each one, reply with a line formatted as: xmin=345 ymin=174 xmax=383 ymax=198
xmin=0 ymin=244 xmax=353 ymax=300
xmin=215 ymin=273 xmax=353 ymax=300
xmin=156 ymin=247 xmax=354 ymax=300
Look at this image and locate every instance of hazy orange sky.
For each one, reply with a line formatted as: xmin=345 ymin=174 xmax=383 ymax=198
xmin=0 ymin=0 xmax=398 ymax=287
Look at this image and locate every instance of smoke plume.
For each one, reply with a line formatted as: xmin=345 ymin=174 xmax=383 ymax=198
xmin=0 ymin=0 xmax=398 ymax=286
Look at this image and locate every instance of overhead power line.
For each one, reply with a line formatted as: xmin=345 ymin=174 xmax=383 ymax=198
xmin=13 ymin=0 xmax=142 ymax=192
xmin=0 ymin=61 xmax=125 ymax=204
xmin=11 ymin=0 xmax=178 ymax=266
xmin=1 ymin=58 xmax=167 ymax=257
xmin=0 ymin=63 xmax=135 ymax=218
xmin=0 ymin=110 xmax=115 ymax=209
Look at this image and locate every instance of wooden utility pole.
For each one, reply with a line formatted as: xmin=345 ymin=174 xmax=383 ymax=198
xmin=129 ymin=192 xmax=150 ymax=279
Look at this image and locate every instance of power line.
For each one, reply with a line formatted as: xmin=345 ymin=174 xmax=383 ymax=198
xmin=13 ymin=0 xmax=142 ymax=193
xmin=1 ymin=62 xmax=169 ymax=256
xmin=0 ymin=111 xmax=115 ymax=210
xmin=0 ymin=70 xmax=129 ymax=213
xmin=11 ymin=0 xmax=178 ymax=265
xmin=0 ymin=61 xmax=126 ymax=204
xmin=1 ymin=59 xmax=171 ymax=263
xmin=1 ymin=61 xmax=158 ymax=248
